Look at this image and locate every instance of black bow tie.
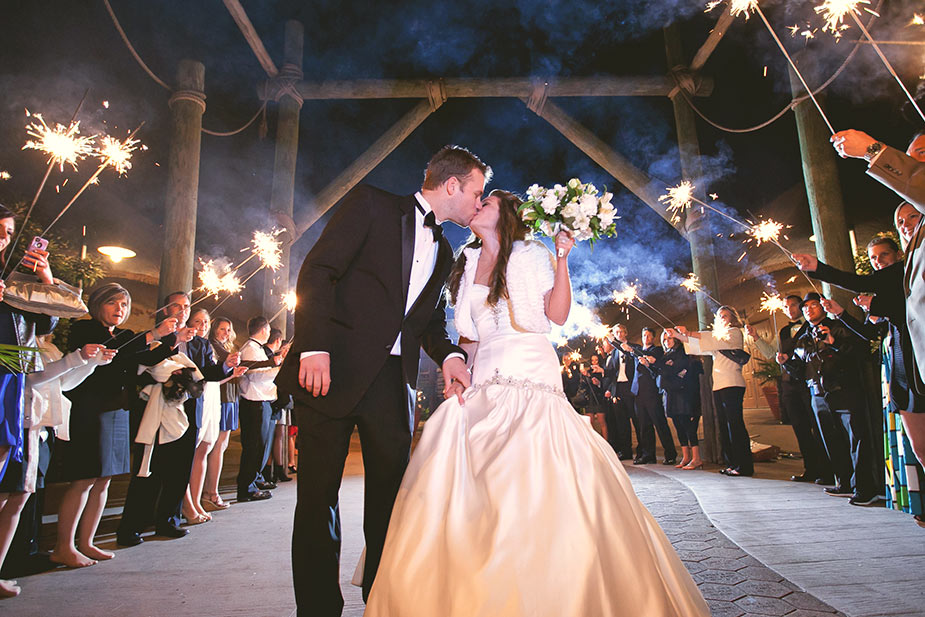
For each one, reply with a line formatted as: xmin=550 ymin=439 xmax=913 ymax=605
xmin=420 ymin=207 xmax=442 ymax=242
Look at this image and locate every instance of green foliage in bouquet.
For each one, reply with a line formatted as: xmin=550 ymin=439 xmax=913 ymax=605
xmin=519 ymin=178 xmax=618 ymax=246
xmin=0 ymin=343 xmax=40 ymax=374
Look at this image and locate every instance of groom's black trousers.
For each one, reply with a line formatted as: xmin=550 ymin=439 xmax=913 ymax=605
xmin=292 ymin=357 xmax=412 ymax=617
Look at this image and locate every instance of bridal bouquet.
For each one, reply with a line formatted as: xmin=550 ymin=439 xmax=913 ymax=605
xmin=520 ymin=179 xmax=618 ymax=245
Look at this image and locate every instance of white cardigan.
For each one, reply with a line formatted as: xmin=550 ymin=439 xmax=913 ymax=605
xmin=453 ymin=240 xmax=556 ymax=341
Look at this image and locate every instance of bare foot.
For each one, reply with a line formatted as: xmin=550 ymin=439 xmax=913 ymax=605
xmin=78 ymin=544 xmax=114 ymax=561
xmin=50 ymin=548 xmax=97 ymax=568
xmin=0 ymin=579 xmax=21 ymax=598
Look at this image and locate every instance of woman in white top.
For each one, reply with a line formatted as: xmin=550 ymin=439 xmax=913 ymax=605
xmin=365 ymin=190 xmax=709 ymax=617
xmin=671 ymin=306 xmax=754 ymax=476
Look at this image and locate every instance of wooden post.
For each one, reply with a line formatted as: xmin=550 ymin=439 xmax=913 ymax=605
xmin=158 ymin=59 xmax=205 ymax=303
xmin=789 ymin=53 xmax=854 ymax=308
xmin=665 ymin=23 xmax=723 ymax=464
xmin=263 ymin=21 xmax=303 ymax=334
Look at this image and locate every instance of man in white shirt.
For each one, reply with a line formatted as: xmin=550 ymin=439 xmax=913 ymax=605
xmin=277 ymin=146 xmax=489 ymax=616
xmin=236 ymin=316 xmax=282 ymax=502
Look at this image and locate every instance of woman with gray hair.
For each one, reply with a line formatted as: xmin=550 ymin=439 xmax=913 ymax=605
xmin=50 ymin=283 xmax=178 ymax=568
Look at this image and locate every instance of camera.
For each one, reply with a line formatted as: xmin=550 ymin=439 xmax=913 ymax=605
xmin=811 ymin=324 xmax=827 ymax=340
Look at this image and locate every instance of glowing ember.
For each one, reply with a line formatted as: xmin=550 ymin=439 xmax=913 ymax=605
xmin=589 ymin=322 xmax=611 ymax=340
xmin=712 ymin=312 xmax=732 ymax=342
xmin=814 ymin=0 xmax=868 ymax=35
xmin=913 ymin=13 xmax=925 ymax=26
xmin=0 ymin=171 xmax=9 ymax=181
xmin=681 ymin=273 xmax=703 ymax=294
xmin=785 ymin=275 xmax=798 ymax=283
xmin=97 ymin=134 xmax=140 ymax=176
xmin=198 ymin=259 xmax=242 ymax=297
xmin=612 ymin=284 xmax=639 ymax=306
xmin=567 ymin=351 xmax=582 ymax=364
xmin=283 ymin=290 xmax=297 ymax=312
xmin=22 ymin=114 xmax=95 ymax=172
xmin=728 ymin=0 xmax=759 ymax=19
xmin=251 ymin=229 xmax=284 ymax=271
xmin=759 ymin=292 xmax=787 ymax=315
xmin=748 ymin=219 xmax=785 ymax=246
xmin=659 ymin=181 xmax=695 ymax=224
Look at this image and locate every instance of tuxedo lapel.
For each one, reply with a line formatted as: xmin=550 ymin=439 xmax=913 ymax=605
xmin=407 ymin=236 xmax=452 ymax=318
xmin=400 ymin=197 xmax=416 ymax=310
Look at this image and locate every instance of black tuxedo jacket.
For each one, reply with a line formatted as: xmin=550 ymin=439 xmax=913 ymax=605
xmin=629 ymin=344 xmax=663 ymax=398
xmin=277 ymin=184 xmax=463 ymax=417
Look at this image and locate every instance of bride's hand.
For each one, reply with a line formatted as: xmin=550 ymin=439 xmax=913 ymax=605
xmin=555 ymin=231 xmax=575 ymax=259
xmin=442 ymin=356 xmax=471 ymax=405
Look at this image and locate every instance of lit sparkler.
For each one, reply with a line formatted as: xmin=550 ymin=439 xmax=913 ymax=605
xmin=712 ymin=311 xmax=733 ymax=342
xmin=250 ymin=229 xmax=284 ymax=271
xmin=912 ymin=13 xmax=924 ymax=26
xmin=97 ymin=133 xmax=141 ymax=176
xmin=283 ymin=290 xmax=297 ymax=312
xmin=747 ymin=218 xmax=787 ymax=248
xmin=197 ymin=259 xmax=242 ymax=298
xmin=759 ymin=292 xmax=787 ymax=315
xmin=22 ymin=114 xmax=95 ymax=172
xmin=612 ymin=284 xmax=675 ymax=329
xmin=815 ymin=0 xmax=925 ymax=122
xmin=680 ymin=272 xmax=722 ymax=306
xmin=659 ymin=181 xmax=695 ymax=224
xmin=0 ymin=171 xmax=9 ymax=181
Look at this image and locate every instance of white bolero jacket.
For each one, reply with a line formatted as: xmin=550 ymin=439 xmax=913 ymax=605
xmin=453 ymin=240 xmax=556 ymax=341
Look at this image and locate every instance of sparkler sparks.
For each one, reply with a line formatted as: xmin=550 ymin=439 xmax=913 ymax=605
xmin=0 ymin=171 xmax=9 ymax=181
xmin=712 ymin=312 xmax=733 ymax=342
xmin=680 ymin=273 xmax=703 ymax=295
xmin=759 ymin=292 xmax=787 ymax=315
xmin=22 ymin=115 xmax=95 ymax=172
xmin=747 ymin=218 xmax=787 ymax=246
xmin=97 ymin=133 xmax=140 ymax=176
xmin=612 ymin=284 xmax=639 ymax=306
xmin=251 ymin=229 xmax=284 ymax=271
xmin=913 ymin=13 xmax=924 ymax=26
xmin=198 ymin=259 xmax=243 ymax=298
xmin=659 ymin=181 xmax=695 ymax=224
xmin=709 ymin=0 xmax=758 ymax=19
xmin=814 ymin=0 xmax=869 ymax=35
xmin=283 ymin=290 xmax=297 ymax=312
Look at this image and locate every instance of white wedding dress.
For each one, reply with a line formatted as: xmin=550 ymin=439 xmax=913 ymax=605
xmin=365 ymin=285 xmax=710 ymax=617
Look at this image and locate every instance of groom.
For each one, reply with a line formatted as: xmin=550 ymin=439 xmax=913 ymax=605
xmin=277 ymin=145 xmax=490 ymax=616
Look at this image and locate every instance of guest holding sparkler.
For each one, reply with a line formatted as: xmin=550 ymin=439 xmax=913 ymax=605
xmin=182 ymin=308 xmax=245 ymax=523
xmin=778 ymin=293 xmax=879 ymax=505
xmin=831 ymin=129 xmax=925 ymax=210
xmin=203 ymin=317 xmax=243 ymax=511
xmin=622 ymin=327 xmax=677 ymax=466
xmin=609 ymin=324 xmax=641 ymax=460
xmin=600 ymin=334 xmax=633 ymax=459
xmin=53 ymin=283 xmax=178 ymax=565
xmin=656 ymin=330 xmax=701 ymax=470
xmin=671 ymin=307 xmax=753 ymax=477
xmin=584 ymin=353 xmax=607 ymax=438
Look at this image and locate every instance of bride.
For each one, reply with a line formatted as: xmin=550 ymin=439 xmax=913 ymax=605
xmin=365 ymin=190 xmax=709 ymax=617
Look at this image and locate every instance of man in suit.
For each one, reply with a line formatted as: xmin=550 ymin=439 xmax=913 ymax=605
xmin=624 ymin=327 xmax=677 ymax=465
xmin=117 ymin=292 xmax=237 ymax=545
xmin=777 ymin=294 xmax=833 ymax=484
xmin=601 ymin=326 xmax=635 ymax=460
xmin=277 ymin=146 xmax=489 ymax=616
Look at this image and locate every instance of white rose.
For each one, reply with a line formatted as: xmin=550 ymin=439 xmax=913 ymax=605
xmin=600 ymin=191 xmax=613 ymax=206
xmin=567 ymin=178 xmax=580 ymax=190
xmin=561 ymin=201 xmax=581 ymax=220
xmin=553 ymin=184 xmax=566 ymax=198
xmin=599 ymin=211 xmax=615 ymax=229
xmin=526 ymin=184 xmax=544 ymax=200
xmin=578 ymin=193 xmax=598 ymax=217
xmin=541 ymin=192 xmax=560 ymax=214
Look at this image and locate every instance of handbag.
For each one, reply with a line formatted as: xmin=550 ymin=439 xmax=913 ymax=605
xmin=718 ymin=348 xmax=751 ymax=366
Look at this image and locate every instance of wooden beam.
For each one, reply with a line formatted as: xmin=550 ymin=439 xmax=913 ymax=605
xmin=273 ymin=76 xmax=714 ymax=101
xmin=525 ymin=98 xmax=686 ymax=238
xmin=222 ymin=0 xmax=278 ymax=77
xmin=690 ymin=5 xmax=736 ymax=71
xmin=292 ymin=100 xmax=436 ymax=241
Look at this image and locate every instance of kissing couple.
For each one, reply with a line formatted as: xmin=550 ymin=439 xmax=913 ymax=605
xmin=276 ymin=146 xmax=709 ymax=617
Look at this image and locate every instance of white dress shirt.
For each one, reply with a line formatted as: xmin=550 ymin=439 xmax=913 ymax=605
xmin=240 ymin=339 xmax=280 ymax=401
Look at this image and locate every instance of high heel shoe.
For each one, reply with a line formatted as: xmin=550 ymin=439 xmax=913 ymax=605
xmin=682 ymin=462 xmax=703 ymax=470
xmin=674 ymin=460 xmax=691 ymax=469
xmin=202 ymin=494 xmax=230 ymax=511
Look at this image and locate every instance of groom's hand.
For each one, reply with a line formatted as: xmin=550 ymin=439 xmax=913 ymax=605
xmin=442 ymin=356 xmax=471 ymax=405
xmin=299 ymin=353 xmax=331 ymax=397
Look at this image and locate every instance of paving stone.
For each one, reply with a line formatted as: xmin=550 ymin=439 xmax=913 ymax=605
xmin=681 ymin=560 xmax=708 ymax=574
xmin=704 ymin=546 xmax=749 ymax=559
xmin=674 ymin=540 xmax=713 ymax=551
xmin=699 ymin=582 xmax=747 ymax=602
xmin=739 ymin=565 xmax=787 ymax=581
xmin=706 ymin=601 xmax=746 ymax=617
xmin=735 ymin=579 xmax=792 ymax=598
xmin=677 ymin=549 xmax=710 ymax=561
xmin=784 ymin=610 xmax=843 ymax=617
xmin=734 ymin=595 xmax=797 ymax=615
xmin=782 ymin=591 xmax=840 ymax=612
xmin=701 ymin=556 xmax=748 ymax=571
xmin=736 ymin=554 xmax=765 ymax=567
xmin=693 ymin=569 xmax=747 ymax=585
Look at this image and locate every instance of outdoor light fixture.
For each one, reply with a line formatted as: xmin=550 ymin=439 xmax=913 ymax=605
xmin=97 ymin=245 xmax=136 ymax=263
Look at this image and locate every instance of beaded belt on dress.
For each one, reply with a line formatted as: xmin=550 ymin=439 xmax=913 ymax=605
xmin=467 ymin=368 xmax=566 ymax=399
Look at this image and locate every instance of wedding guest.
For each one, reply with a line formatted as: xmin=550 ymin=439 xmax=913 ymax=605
xmin=585 ymin=353 xmax=607 ymax=438
xmin=183 ymin=308 xmax=245 ymax=522
xmin=203 ymin=317 xmax=243 ymax=510
xmin=237 ymin=316 xmax=283 ymax=502
xmin=623 ymin=327 xmax=677 ymax=465
xmin=657 ymin=330 xmax=701 ymax=469
xmin=600 ymin=335 xmax=631 ymax=459
xmin=54 ymin=283 xmax=178 ymax=563
xmin=610 ymin=324 xmax=641 ymax=460
xmin=673 ymin=306 xmax=753 ymax=476
xmin=779 ymin=293 xmax=879 ymax=504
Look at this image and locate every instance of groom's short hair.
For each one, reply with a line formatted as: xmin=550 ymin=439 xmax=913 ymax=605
xmin=422 ymin=145 xmax=492 ymax=190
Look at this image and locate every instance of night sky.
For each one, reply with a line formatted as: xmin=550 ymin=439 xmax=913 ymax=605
xmin=0 ymin=0 xmax=922 ymax=335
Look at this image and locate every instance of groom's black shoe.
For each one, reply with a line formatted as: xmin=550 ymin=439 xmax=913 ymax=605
xmin=662 ymin=458 xmax=677 ymax=465
xmin=633 ymin=457 xmax=655 ymax=465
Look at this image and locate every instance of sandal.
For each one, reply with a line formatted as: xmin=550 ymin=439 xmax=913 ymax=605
xmin=183 ymin=512 xmax=209 ymax=525
xmin=914 ymin=514 xmax=925 ymax=528
xmin=202 ymin=495 xmax=230 ymax=511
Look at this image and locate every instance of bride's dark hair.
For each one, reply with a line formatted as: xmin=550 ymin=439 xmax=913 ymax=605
xmin=446 ymin=189 xmax=530 ymax=307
